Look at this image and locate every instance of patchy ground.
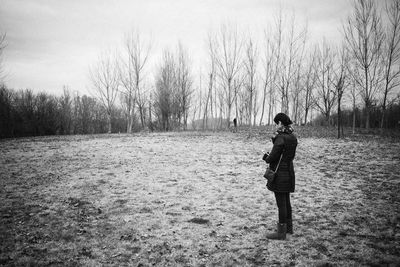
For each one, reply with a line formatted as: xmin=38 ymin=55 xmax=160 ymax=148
xmin=0 ymin=132 xmax=399 ymax=266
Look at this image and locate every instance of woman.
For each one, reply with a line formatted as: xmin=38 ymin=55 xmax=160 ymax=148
xmin=262 ymin=113 xmax=298 ymax=240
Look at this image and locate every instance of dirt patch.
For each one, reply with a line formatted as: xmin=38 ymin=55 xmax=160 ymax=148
xmin=0 ymin=132 xmax=399 ymax=266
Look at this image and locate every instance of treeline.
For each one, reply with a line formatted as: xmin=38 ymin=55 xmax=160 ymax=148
xmin=0 ymin=87 xmax=128 ymax=138
xmin=0 ymin=83 xmax=220 ymax=139
xmin=314 ymin=101 xmax=400 ymax=129
xmin=0 ymin=85 xmax=197 ymax=139
xmin=1 ymin=84 xmax=399 ymax=139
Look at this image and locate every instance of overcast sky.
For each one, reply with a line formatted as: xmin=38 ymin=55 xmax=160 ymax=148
xmin=1 ymin=0 xmax=357 ymax=95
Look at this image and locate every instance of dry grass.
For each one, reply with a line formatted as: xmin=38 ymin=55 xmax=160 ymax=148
xmin=0 ymin=132 xmax=399 ymax=266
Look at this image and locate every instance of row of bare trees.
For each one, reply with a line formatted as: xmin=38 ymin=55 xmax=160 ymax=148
xmin=88 ymin=34 xmax=194 ymax=133
xmin=196 ymin=14 xmax=320 ymax=130
xmin=2 ymin=84 xmax=398 ymax=138
xmin=191 ymin=0 xmax=400 ymax=134
xmin=343 ymin=0 xmax=400 ymax=132
xmin=0 ymin=86 xmax=129 ymax=138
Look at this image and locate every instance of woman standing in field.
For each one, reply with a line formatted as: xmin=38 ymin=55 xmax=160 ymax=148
xmin=263 ymin=113 xmax=298 ymax=240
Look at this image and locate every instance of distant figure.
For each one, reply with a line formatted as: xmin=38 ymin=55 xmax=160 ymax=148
xmin=262 ymin=113 xmax=298 ymax=240
xmin=233 ymin=118 xmax=237 ymax=132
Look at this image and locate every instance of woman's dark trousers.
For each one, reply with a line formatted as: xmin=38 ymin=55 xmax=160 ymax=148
xmin=274 ymin=192 xmax=293 ymax=234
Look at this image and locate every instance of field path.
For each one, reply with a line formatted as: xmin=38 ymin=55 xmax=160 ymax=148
xmin=1 ymin=132 xmax=399 ymax=266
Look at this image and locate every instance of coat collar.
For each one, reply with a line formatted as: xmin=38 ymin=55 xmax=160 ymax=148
xmin=271 ymin=125 xmax=294 ymax=142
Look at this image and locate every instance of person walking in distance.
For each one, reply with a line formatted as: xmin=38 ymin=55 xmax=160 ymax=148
xmin=262 ymin=113 xmax=298 ymax=240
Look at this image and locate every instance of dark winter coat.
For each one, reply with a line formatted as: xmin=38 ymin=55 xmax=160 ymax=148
xmin=265 ymin=126 xmax=298 ymax=192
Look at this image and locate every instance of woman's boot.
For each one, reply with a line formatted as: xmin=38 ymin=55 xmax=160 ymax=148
xmin=266 ymin=223 xmax=286 ymax=240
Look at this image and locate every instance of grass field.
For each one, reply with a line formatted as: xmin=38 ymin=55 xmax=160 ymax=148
xmin=1 ymin=131 xmax=399 ymax=266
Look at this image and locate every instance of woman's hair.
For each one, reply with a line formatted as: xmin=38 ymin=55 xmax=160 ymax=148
xmin=273 ymin=113 xmax=293 ymax=126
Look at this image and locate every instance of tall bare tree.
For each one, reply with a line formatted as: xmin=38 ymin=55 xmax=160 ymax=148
xmin=303 ymin=48 xmax=318 ymax=125
xmin=314 ymin=39 xmax=337 ymax=125
xmin=265 ymin=14 xmax=284 ymax=125
xmin=243 ymin=38 xmax=258 ymax=126
xmin=154 ymin=49 xmax=175 ymax=131
xmin=276 ymin=14 xmax=307 ymax=115
xmin=203 ymin=36 xmax=217 ymax=130
xmin=291 ymin=36 xmax=307 ymax=124
xmin=211 ymin=24 xmax=243 ymax=128
xmin=175 ymin=43 xmax=193 ymax=130
xmin=381 ymin=0 xmax=400 ymax=129
xmin=259 ymin=27 xmax=278 ymax=125
xmin=89 ymin=50 xmax=120 ymax=133
xmin=344 ymin=0 xmax=385 ymax=129
xmin=336 ymin=45 xmax=349 ymax=138
xmin=120 ymin=31 xmax=151 ymax=133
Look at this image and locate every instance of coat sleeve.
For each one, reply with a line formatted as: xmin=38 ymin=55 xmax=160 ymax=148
xmin=265 ymin=136 xmax=284 ymax=163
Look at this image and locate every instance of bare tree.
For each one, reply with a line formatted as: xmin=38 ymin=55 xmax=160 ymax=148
xmin=233 ymin=75 xmax=245 ymax=125
xmin=344 ymin=0 xmax=385 ymax=129
xmin=314 ymin=39 xmax=337 ymax=125
xmin=259 ymin=27 xmax=278 ymax=125
xmin=154 ymin=49 xmax=175 ymax=131
xmin=175 ymin=43 xmax=193 ymax=130
xmin=89 ymin=50 xmax=120 ymax=133
xmin=291 ymin=61 xmax=303 ymax=125
xmin=212 ymin=24 xmax=243 ymax=128
xmin=243 ymin=38 xmax=258 ymax=126
xmin=120 ymin=31 xmax=151 ymax=133
xmin=303 ymin=48 xmax=318 ymax=125
xmin=58 ymin=86 xmax=73 ymax=135
xmin=276 ymin=13 xmax=307 ymax=115
xmin=291 ymin=36 xmax=307 ymax=124
xmin=203 ymin=33 xmax=220 ymax=130
xmin=335 ymin=45 xmax=349 ymax=138
xmin=261 ymin=14 xmax=285 ymax=125
xmin=381 ymin=0 xmax=400 ymax=129
xmin=203 ymin=40 xmax=216 ymax=130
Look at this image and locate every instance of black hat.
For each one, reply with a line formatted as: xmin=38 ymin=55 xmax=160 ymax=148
xmin=273 ymin=113 xmax=292 ymax=126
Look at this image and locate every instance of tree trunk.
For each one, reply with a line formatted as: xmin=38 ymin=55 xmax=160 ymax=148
xmin=107 ymin=113 xmax=112 ymax=134
xmin=304 ymin=108 xmax=309 ymax=125
xmin=380 ymin=88 xmax=388 ymax=133
xmin=365 ymin=105 xmax=370 ymax=130
xmin=203 ymin=75 xmax=211 ymax=130
xmin=268 ymin=89 xmax=273 ymax=125
xmin=352 ymin=108 xmax=356 ymax=135
xmin=380 ymin=108 xmax=386 ymax=133
xmin=127 ymin=113 xmax=132 ymax=134
xmin=337 ymin=98 xmax=341 ymax=138
xmin=142 ymin=108 xmax=146 ymax=128
xmin=259 ymin=82 xmax=267 ymax=126
xmin=127 ymin=103 xmax=133 ymax=134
